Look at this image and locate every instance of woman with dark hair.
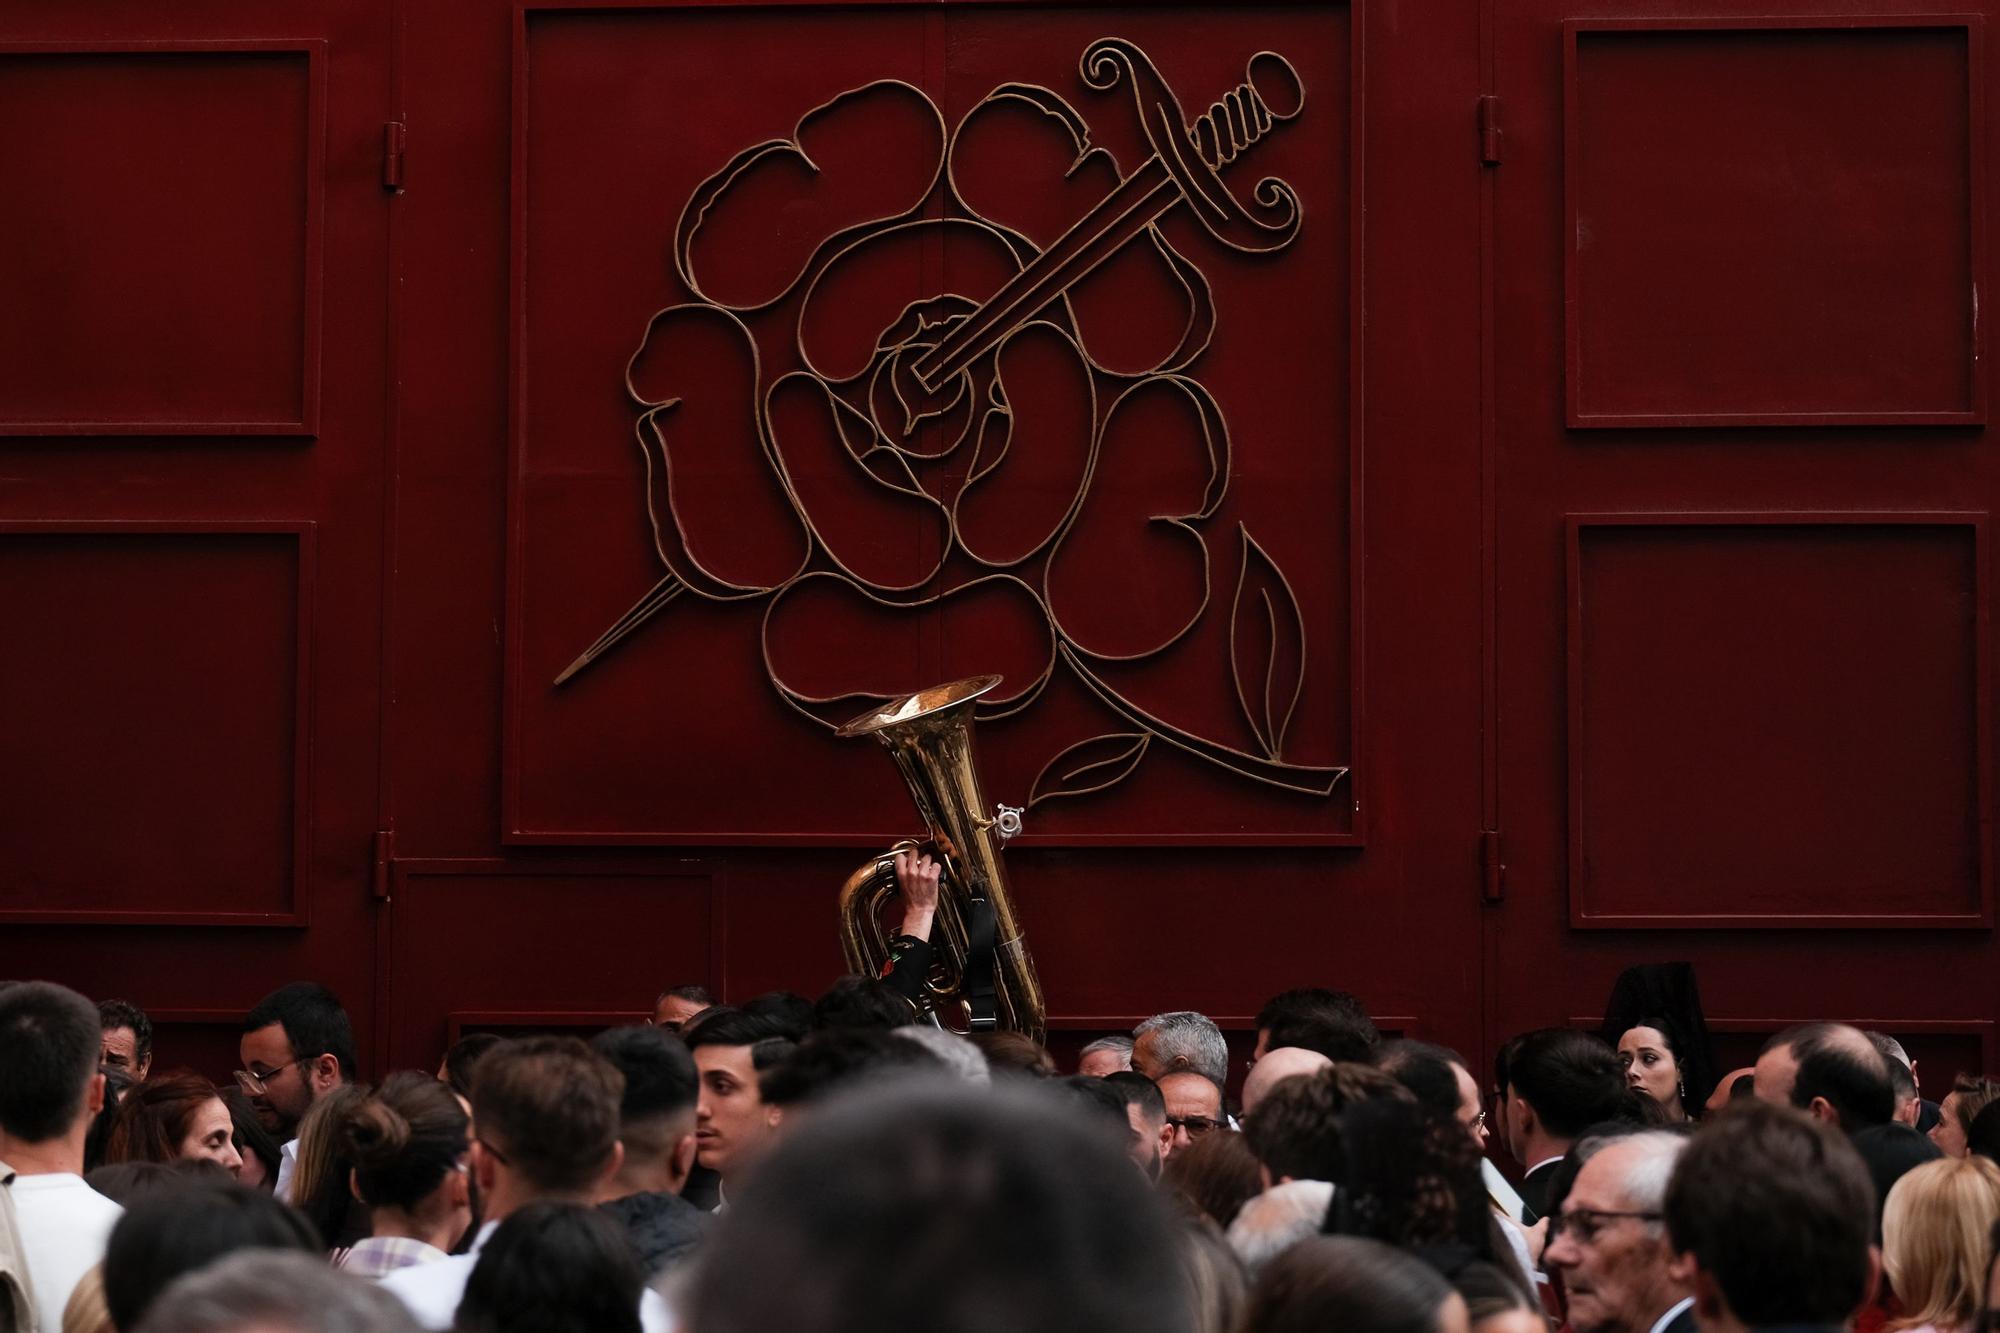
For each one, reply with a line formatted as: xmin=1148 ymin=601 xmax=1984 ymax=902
xmin=220 ymin=1088 xmax=283 ymax=1192
xmin=1615 ymin=1018 xmax=1696 ymax=1123
xmin=335 ymin=1071 xmax=473 ymax=1277
xmin=1599 ymin=963 xmax=1717 ymax=1120
xmin=82 ymin=1068 xmax=136 ymax=1173
xmin=1241 ymin=1235 xmax=1469 ymax=1333
xmin=452 ymin=1202 xmax=644 ymax=1333
xmin=103 ymin=1070 xmax=243 ymax=1177
xmin=1932 ymin=1076 xmax=2000 ymax=1159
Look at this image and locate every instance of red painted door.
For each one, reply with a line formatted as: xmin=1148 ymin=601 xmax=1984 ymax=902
xmin=1486 ymin=2 xmax=2000 ymax=1085
xmin=0 ymin=2 xmax=393 ymax=1072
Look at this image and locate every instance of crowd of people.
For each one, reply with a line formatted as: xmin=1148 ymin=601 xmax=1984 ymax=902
xmin=4 ymin=967 xmax=2000 ymax=1333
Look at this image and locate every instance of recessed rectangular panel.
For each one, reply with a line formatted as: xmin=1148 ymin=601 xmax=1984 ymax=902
xmin=387 ymin=862 xmax=712 ymax=1068
xmin=1568 ymin=517 xmax=1989 ymax=926
xmin=0 ymin=525 xmax=311 ymax=922
xmin=1565 ymin=20 xmax=1983 ymax=426
xmin=504 ymin=5 xmax=1359 ymax=844
xmin=0 ymin=44 xmax=323 ymax=435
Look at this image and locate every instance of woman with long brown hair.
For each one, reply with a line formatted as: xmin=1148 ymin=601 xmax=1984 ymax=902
xmin=102 ymin=1070 xmax=242 ymax=1176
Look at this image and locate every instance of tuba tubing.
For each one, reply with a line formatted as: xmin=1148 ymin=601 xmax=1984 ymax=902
xmin=835 ymin=676 xmax=1046 ymax=1043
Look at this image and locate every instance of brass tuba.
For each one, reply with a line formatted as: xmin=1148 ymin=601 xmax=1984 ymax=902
xmin=835 ymin=676 xmax=1046 ymax=1043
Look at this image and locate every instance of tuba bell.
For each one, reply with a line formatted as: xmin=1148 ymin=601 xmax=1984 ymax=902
xmin=835 ymin=676 xmax=1046 ymax=1043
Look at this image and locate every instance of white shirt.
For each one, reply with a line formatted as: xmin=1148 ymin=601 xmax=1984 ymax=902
xmin=11 ymin=1173 xmax=121 ymax=1333
xmin=273 ymin=1138 xmax=300 ymax=1203
xmin=1649 ymin=1296 xmax=1695 ymax=1333
xmin=379 ymin=1219 xmax=672 ymax=1332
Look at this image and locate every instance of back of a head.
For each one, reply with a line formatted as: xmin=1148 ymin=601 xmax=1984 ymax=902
xmin=737 ymin=991 xmax=813 ymax=1041
xmin=1057 ymin=1074 xmax=1139 ymax=1149
xmin=686 ymin=1079 xmax=1192 ymax=1333
xmin=1103 ymin=1069 xmax=1167 ymax=1122
xmin=291 ymin=1083 xmax=373 ymax=1244
xmin=441 ymin=1032 xmax=503 ymax=1099
xmin=810 ymin=975 xmax=917 ymax=1032
xmin=1175 ymin=1219 xmax=1249 ymax=1333
xmin=343 ymin=1070 xmax=469 ymax=1213
xmin=890 ymin=1026 xmax=991 ymax=1084
xmin=471 ymin=1037 xmax=623 ymax=1195
xmin=104 ymin=1177 xmax=322 ymax=1331
xmin=1664 ymin=1101 xmax=1875 ymax=1328
xmin=1787 ymin=1023 xmax=1896 ymax=1131
xmin=1507 ymin=1029 xmax=1626 ymax=1138
xmin=1882 ymin=1154 xmax=2000 ymax=1333
xmin=243 ymin=982 xmax=356 ymax=1083
xmin=1264 ymin=1013 xmax=1377 ymax=1064
xmin=1375 ymin=1041 xmax=1465 ymax=1121
xmin=1135 ymin=1012 xmax=1230 ymax=1086
xmin=591 ymin=1024 xmax=699 ymax=1122
xmin=1256 ymin=988 xmax=1379 ymax=1046
xmin=1241 ymin=1235 xmax=1454 ymax=1333
xmin=0 ymin=980 xmax=101 ymax=1143
xmin=1969 ymin=1098 xmax=2000 ymax=1163
xmin=1243 ymin=1063 xmax=1413 ymax=1183
xmin=1326 ymin=1096 xmax=1491 ymax=1258
xmin=455 ymin=1201 xmax=644 ymax=1333
xmin=1162 ymin=1128 xmax=1263 ymax=1229
xmin=973 ymin=1030 xmax=1056 ymax=1078
xmin=758 ymin=1028 xmax=945 ymax=1109
xmin=131 ymin=1249 xmax=421 ymax=1333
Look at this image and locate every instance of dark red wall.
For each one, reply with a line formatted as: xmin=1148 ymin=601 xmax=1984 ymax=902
xmin=3 ymin=0 xmax=1995 ymax=1093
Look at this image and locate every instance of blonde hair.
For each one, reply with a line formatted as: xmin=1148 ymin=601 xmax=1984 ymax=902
xmin=1883 ymin=1155 xmax=2000 ymax=1332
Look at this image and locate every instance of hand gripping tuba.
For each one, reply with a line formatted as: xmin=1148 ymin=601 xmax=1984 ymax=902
xmin=835 ymin=676 xmax=1046 ymax=1043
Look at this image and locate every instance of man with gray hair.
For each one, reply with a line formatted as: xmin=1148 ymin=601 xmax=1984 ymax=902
xmin=1076 ymin=1035 xmax=1133 ymax=1078
xmin=135 ymin=1250 xmax=422 ymax=1333
xmin=1131 ymin=1012 xmax=1229 ymax=1087
xmin=1542 ymin=1130 xmax=1693 ymax=1333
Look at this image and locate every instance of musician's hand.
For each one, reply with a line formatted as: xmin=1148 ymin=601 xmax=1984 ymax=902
xmin=894 ymin=848 xmax=941 ymax=942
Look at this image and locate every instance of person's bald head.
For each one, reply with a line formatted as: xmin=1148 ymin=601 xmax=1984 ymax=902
xmin=1243 ymin=1048 xmax=1332 ymax=1114
xmin=1755 ymin=1023 xmax=1894 ymax=1132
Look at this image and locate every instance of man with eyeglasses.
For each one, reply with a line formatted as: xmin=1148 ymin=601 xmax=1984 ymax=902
xmin=1543 ymin=1131 xmax=1692 ymax=1333
xmin=236 ymin=982 xmax=355 ymax=1202
xmin=1157 ymin=1070 xmax=1227 ymax=1161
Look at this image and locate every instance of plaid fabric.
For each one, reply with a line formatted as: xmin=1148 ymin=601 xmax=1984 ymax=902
xmin=334 ymin=1235 xmax=449 ymax=1279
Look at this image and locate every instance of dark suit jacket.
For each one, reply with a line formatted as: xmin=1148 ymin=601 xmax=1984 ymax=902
xmin=1657 ymin=1303 xmax=1695 ymax=1333
xmin=1516 ymin=1158 xmax=1561 ymax=1224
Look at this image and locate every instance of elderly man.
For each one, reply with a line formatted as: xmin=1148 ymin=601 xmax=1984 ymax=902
xmin=1543 ymin=1131 xmax=1692 ymax=1333
xmin=1131 ymin=1012 xmax=1229 ymax=1086
xmin=1077 ymin=1036 xmax=1133 ymax=1078
xmin=1158 ymin=1071 xmax=1226 ymax=1162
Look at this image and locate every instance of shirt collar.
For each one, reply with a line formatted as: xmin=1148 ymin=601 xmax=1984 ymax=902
xmin=1648 ymin=1296 xmax=1694 ymax=1333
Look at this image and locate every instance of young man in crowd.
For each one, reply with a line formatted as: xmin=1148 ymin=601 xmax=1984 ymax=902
xmin=1543 ymin=1131 xmax=1693 ymax=1333
xmin=237 ymin=981 xmax=355 ymax=1202
xmin=0 ymin=981 xmax=123 ymax=1332
xmin=1664 ymin=1101 xmax=1877 ymax=1333
xmin=591 ymin=1024 xmax=706 ymax=1274
xmin=1498 ymin=1027 xmax=1629 ymax=1222
xmin=97 ymin=998 xmax=154 ymax=1080
xmin=380 ymin=1035 xmax=670 ymax=1331
xmin=1101 ymin=1071 xmax=1170 ymax=1177
xmin=682 ymin=1007 xmax=794 ymax=1205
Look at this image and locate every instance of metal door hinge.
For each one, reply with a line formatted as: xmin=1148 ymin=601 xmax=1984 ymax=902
xmin=1479 ymin=829 xmax=1505 ymax=903
xmin=382 ymin=121 xmax=407 ymax=191
xmin=1478 ymin=96 xmax=1502 ymax=166
xmin=371 ymin=829 xmax=397 ymax=900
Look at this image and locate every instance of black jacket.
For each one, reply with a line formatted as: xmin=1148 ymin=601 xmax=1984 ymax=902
xmin=601 ymin=1189 xmax=709 ymax=1275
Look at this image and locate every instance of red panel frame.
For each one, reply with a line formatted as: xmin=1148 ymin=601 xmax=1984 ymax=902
xmin=0 ymin=520 xmax=318 ymax=927
xmin=0 ymin=40 xmax=327 ymax=438
xmin=1561 ymin=16 xmax=1988 ymax=430
xmin=497 ymin=0 xmax=1371 ymax=848
xmin=1564 ymin=511 xmax=1994 ymax=930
